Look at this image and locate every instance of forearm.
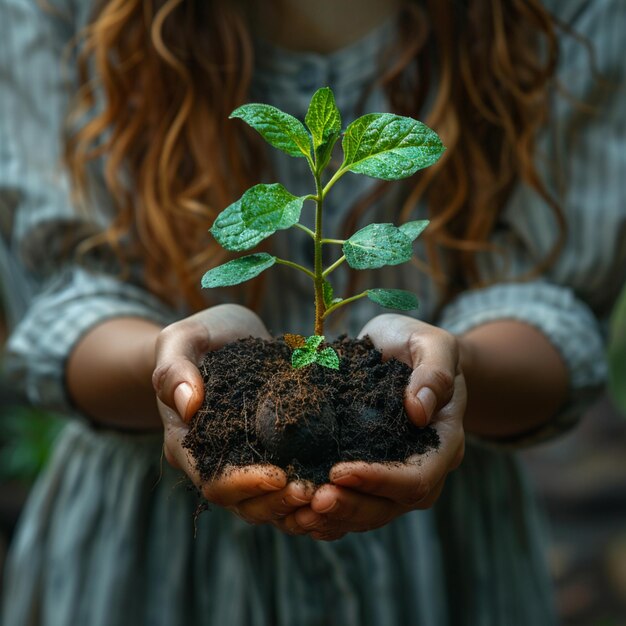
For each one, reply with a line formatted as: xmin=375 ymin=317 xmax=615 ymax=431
xmin=458 ymin=320 xmax=568 ymax=440
xmin=66 ymin=317 xmax=163 ymax=430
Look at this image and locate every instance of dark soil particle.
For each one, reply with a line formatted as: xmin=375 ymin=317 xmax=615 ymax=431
xmin=183 ymin=336 xmax=439 ymax=485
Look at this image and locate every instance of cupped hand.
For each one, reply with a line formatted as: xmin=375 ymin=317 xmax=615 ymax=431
xmin=288 ymin=314 xmax=466 ymax=541
xmin=153 ymin=304 xmax=313 ymax=524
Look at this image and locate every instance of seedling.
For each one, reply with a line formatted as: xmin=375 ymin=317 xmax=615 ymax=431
xmin=202 ymin=87 xmax=445 ymax=369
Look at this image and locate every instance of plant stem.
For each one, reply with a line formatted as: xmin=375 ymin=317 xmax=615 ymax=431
xmin=313 ymin=173 xmax=325 ymax=336
xmin=322 ymin=291 xmax=368 ymax=319
xmin=322 ymin=255 xmax=346 ymax=278
xmin=321 ymin=238 xmax=345 ymax=245
xmin=294 ymin=223 xmax=316 ymax=239
xmin=322 ymin=166 xmax=347 ymax=199
xmin=274 ymin=258 xmax=315 ymax=279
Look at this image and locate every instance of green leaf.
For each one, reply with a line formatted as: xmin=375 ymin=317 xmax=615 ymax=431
xmin=201 ymin=253 xmax=275 ymax=288
xmin=367 ymin=288 xmax=419 ymax=311
xmin=230 ymin=103 xmax=311 ymax=159
xmin=322 ymin=280 xmax=335 ymax=308
xmin=316 ymin=133 xmax=340 ymax=173
xmin=305 ymin=87 xmax=342 ymax=149
xmin=210 ymin=198 xmax=267 ymax=252
xmin=292 ymin=348 xmax=317 ymax=369
xmin=305 ymin=87 xmax=342 ymax=171
xmin=210 ymin=185 xmax=305 ymax=251
xmin=241 ymin=183 xmax=305 ymax=233
xmin=399 ymin=220 xmax=429 ymax=241
xmin=315 ymin=347 xmax=340 ymax=370
xmin=343 ymin=223 xmax=413 ymax=269
xmin=341 ymin=113 xmax=445 ymax=180
xmin=304 ymin=335 xmax=325 ymax=351
xmin=608 ymin=283 xmax=626 ymax=414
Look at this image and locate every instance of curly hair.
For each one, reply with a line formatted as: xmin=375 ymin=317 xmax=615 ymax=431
xmin=65 ymin=0 xmax=564 ymax=310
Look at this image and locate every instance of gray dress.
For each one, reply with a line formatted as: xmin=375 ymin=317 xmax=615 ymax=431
xmin=1 ymin=0 xmax=625 ymax=624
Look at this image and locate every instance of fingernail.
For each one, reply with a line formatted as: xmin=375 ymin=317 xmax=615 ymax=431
xmin=316 ymin=499 xmax=337 ymax=514
xmin=283 ymin=494 xmax=310 ymax=506
xmin=416 ymin=386 xmax=437 ymax=423
xmin=332 ymin=474 xmax=362 ymax=488
xmin=259 ymin=479 xmax=282 ymax=492
xmin=174 ymin=383 xmax=193 ymax=420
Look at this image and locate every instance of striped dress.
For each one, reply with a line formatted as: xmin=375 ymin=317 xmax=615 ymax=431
xmin=1 ymin=0 xmax=625 ymax=624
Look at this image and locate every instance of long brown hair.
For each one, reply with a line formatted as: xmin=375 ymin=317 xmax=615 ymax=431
xmin=65 ymin=0 xmax=563 ymax=310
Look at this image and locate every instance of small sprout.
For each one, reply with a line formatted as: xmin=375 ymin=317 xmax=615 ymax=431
xmin=202 ymin=87 xmax=445 ymax=369
xmin=291 ymin=335 xmax=340 ymax=370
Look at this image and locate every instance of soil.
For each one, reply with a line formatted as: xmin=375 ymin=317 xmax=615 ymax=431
xmin=183 ymin=336 xmax=439 ymax=485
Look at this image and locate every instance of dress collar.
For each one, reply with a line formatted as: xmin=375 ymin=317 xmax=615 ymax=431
xmin=251 ymin=14 xmax=399 ymax=113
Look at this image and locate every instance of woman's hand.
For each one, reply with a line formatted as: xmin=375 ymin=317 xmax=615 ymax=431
xmin=153 ymin=304 xmax=313 ymax=524
xmin=286 ymin=314 xmax=466 ymax=541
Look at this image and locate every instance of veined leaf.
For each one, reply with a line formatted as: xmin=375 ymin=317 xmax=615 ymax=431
xmin=399 ymin=220 xmax=429 ymax=241
xmin=322 ymin=280 xmax=335 ymax=308
xmin=305 ymin=87 xmax=341 ymax=149
xmin=305 ymin=87 xmax=341 ymax=171
xmin=230 ymin=103 xmax=311 ymax=159
xmin=341 ymin=113 xmax=445 ymax=180
xmin=316 ymin=132 xmax=340 ymax=173
xmin=292 ymin=348 xmax=318 ymax=369
xmin=304 ymin=335 xmax=325 ymax=351
xmin=210 ymin=198 xmax=267 ymax=252
xmin=315 ymin=347 xmax=340 ymax=370
xmin=201 ymin=253 xmax=275 ymax=288
xmin=210 ymin=184 xmax=305 ymax=250
xmin=367 ymin=288 xmax=419 ymax=311
xmin=343 ymin=223 xmax=413 ymax=269
xmin=241 ymin=183 xmax=305 ymax=233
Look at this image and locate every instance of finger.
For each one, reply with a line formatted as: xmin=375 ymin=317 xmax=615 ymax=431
xmin=329 ymin=440 xmax=462 ymax=510
xmin=236 ymin=480 xmax=314 ymax=524
xmin=429 ymin=385 xmax=466 ymax=472
xmin=160 ymin=399 xmax=288 ymax=506
xmin=153 ymin=320 xmax=211 ymax=421
xmin=206 ymin=304 xmax=272 ymax=344
xmin=159 ymin=400 xmax=203 ymax=485
xmin=404 ymin=330 xmax=459 ymax=427
xmin=202 ymin=464 xmax=287 ymax=507
xmin=153 ymin=306 xmax=271 ymax=422
xmin=272 ymin=511 xmax=310 ymax=536
xmin=296 ymin=485 xmax=398 ymax=532
xmin=293 ymin=506 xmax=349 ymax=541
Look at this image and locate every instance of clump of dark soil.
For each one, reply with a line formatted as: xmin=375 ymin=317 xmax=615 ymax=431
xmin=183 ymin=336 xmax=439 ymax=485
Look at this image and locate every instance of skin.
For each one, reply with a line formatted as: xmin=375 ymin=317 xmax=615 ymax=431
xmin=67 ymin=304 xmax=566 ymax=539
xmin=245 ymin=0 xmax=402 ymax=54
xmin=65 ymin=0 xmax=569 ymax=538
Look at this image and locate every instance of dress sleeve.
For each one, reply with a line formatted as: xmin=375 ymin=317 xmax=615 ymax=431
xmin=438 ymin=0 xmax=626 ymax=445
xmin=0 ymin=0 xmax=175 ymax=417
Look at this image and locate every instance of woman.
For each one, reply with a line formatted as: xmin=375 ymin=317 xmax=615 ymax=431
xmin=1 ymin=0 xmax=624 ymax=624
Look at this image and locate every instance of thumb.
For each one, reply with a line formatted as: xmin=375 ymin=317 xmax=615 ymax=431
xmin=153 ymin=360 xmax=205 ymax=422
xmin=403 ymin=330 xmax=458 ymax=427
xmin=152 ymin=321 xmax=210 ymax=422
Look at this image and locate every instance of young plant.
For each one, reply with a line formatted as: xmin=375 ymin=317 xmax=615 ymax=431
xmin=202 ymin=87 xmax=445 ymax=369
